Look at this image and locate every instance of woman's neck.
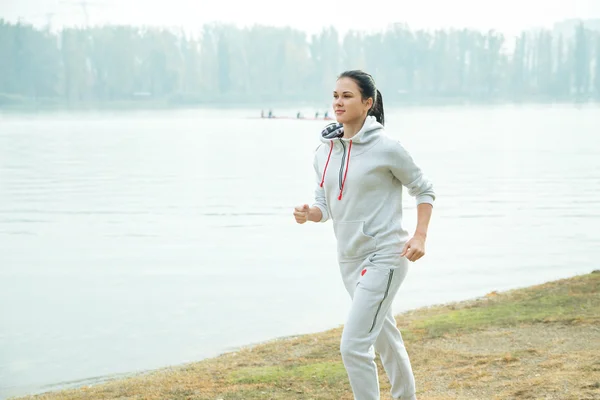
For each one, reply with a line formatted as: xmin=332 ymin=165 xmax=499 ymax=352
xmin=342 ymin=116 xmax=367 ymax=139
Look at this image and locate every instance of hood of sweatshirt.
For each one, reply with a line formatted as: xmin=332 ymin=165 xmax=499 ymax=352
xmin=320 ymin=116 xmax=384 ymax=148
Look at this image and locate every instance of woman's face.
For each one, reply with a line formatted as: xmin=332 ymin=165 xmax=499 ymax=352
xmin=332 ymin=77 xmax=372 ymax=125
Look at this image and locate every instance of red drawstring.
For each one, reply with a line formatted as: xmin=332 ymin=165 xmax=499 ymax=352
xmin=338 ymin=140 xmax=352 ymax=200
xmin=320 ymin=141 xmax=334 ymax=187
xmin=320 ymin=140 xmax=352 ymax=201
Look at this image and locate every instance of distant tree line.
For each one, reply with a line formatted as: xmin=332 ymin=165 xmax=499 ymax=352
xmin=0 ymin=19 xmax=599 ymax=107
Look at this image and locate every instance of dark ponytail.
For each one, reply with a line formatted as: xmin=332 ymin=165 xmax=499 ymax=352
xmin=338 ymin=70 xmax=385 ymax=126
xmin=371 ymin=89 xmax=384 ymax=126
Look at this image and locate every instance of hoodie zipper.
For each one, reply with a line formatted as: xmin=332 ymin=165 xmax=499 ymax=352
xmin=338 ymin=139 xmax=346 ymax=192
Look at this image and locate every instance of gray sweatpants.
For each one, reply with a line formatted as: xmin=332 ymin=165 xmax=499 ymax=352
xmin=339 ymin=253 xmax=417 ymax=400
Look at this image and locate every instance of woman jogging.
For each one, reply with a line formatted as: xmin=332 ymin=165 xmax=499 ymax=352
xmin=293 ymin=70 xmax=435 ymax=400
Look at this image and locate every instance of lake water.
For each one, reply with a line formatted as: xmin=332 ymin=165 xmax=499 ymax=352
xmin=0 ymin=104 xmax=599 ymax=399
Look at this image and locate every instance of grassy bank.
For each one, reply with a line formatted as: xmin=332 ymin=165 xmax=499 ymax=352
xmin=14 ymin=272 xmax=600 ymax=400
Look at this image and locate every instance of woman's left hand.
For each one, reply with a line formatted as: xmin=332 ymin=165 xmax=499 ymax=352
xmin=401 ymin=235 xmax=426 ymax=262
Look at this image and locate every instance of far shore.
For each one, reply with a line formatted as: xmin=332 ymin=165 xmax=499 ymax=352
xmin=2 ymin=96 xmax=598 ymax=115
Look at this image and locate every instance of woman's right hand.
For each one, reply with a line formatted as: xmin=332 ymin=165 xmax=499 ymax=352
xmin=293 ymin=204 xmax=310 ymax=224
xmin=294 ymin=204 xmax=323 ymax=223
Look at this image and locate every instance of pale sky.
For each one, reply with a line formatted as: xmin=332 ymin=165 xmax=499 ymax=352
xmin=2 ymin=0 xmax=600 ymax=37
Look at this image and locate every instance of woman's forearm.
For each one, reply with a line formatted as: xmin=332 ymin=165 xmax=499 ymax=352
xmin=414 ymin=203 xmax=433 ymax=238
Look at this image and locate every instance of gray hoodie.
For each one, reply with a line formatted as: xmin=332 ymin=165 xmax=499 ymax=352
xmin=312 ymin=116 xmax=435 ymax=263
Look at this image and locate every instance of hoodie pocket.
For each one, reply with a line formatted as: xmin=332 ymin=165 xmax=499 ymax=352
xmin=333 ymin=220 xmax=376 ymax=260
